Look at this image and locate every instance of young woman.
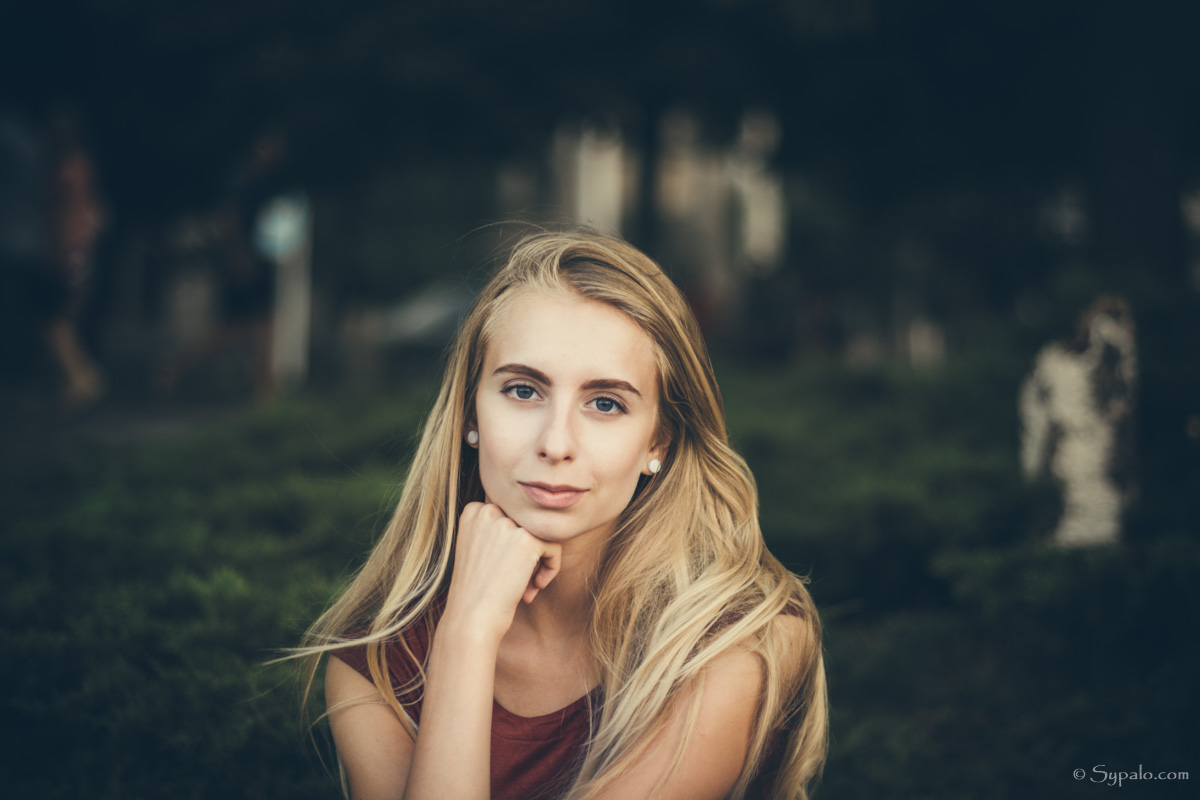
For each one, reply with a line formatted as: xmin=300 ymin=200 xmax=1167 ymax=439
xmin=298 ymin=230 xmax=827 ymax=800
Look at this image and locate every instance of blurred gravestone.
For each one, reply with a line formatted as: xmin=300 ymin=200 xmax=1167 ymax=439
xmin=1020 ymin=298 xmax=1138 ymax=546
xmin=255 ymin=192 xmax=312 ymax=392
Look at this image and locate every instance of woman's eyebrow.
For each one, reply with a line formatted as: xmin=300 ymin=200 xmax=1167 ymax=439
xmin=580 ymin=378 xmax=642 ymax=397
xmin=493 ymin=364 xmax=642 ymax=397
xmin=493 ymin=363 xmax=552 ymax=384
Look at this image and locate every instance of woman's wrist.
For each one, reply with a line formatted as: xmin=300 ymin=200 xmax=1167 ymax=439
xmin=435 ymin=605 xmax=507 ymax=651
xmin=406 ymin=602 xmax=499 ymax=800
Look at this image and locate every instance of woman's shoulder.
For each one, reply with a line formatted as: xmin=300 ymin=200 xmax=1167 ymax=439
xmin=716 ymin=591 xmax=818 ymax=651
xmin=329 ymin=612 xmax=436 ymax=710
xmin=722 ymin=606 xmax=817 ymax=679
xmin=772 ymin=599 xmax=819 ymax=650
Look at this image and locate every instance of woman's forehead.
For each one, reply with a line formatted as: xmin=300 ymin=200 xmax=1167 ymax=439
xmin=482 ymin=289 xmax=658 ymax=391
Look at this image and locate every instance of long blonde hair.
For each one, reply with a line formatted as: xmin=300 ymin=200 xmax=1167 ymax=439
xmin=298 ymin=229 xmax=827 ymax=799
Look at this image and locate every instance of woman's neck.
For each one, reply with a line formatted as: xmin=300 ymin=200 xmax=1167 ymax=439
xmin=511 ymin=532 xmax=605 ymax=644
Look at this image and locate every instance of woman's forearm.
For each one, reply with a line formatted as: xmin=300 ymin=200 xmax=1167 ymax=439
xmin=402 ymin=614 xmax=501 ymax=800
xmin=402 ymin=501 xmax=561 ymax=799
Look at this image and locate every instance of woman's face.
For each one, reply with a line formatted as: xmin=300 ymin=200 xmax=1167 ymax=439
xmin=472 ymin=289 xmax=664 ymax=550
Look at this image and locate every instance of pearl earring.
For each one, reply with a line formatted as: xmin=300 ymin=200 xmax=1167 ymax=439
xmin=648 ymin=459 xmax=661 ymax=474
xmin=466 ymin=430 xmax=479 ymax=446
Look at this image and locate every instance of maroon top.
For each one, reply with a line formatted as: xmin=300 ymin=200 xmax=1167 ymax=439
xmin=334 ymin=619 xmax=784 ymax=799
xmin=335 ymin=620 xmax=591 ymax=800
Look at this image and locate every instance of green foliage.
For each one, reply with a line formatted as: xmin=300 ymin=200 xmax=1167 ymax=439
xmin=721 ymin=357 xmax=1061 ymax=608
xmin=0 ymin=389 xmax=429 ymax=799
xmin=718 ymin=357 xmax=1198 ymax=799
xmin=1 ymin=364 xmax=1195 ymax=799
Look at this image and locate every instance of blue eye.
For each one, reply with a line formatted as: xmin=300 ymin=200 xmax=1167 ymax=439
xmin=593 ymin=396 xmax=626 ymax=414
xmin=504 ymin=383 xmax=538 ymax=400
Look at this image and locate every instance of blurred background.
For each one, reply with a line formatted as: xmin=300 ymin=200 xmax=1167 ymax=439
xmin=1 ymin=1 xmax=1197 ymax=797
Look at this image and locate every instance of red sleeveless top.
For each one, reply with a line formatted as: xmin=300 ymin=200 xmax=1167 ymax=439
xmin=335 ymin=618 xmax=785 ymax=799
xmin=335 ymin=619 xmax=591 ymax=800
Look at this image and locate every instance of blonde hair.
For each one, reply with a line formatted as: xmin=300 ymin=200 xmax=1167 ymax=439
xmin=297 ymin=229 xmax=827 ymax=799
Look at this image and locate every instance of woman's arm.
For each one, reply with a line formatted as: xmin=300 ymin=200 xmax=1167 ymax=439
xmin=325 ymin=656 xmax=413 ymax=800
xmin=329 ymin=502 xmax=560 ymax=800
xmin=400 ymin=614 xmax=501 ymax=800
xmin=589 ymin=647 xmax=765 ymax=800
xmin=327 ymin=638 xmax=498 ymax=800
xmin=593 ymin=614 xmax=815 ymax=800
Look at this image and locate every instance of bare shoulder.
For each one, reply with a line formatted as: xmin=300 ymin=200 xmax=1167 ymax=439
xmin=702 ymin=609 xmax=819 ymax=726
xmin=325 ymin=655 xmax=414 ymax=800
xmin=767 ymin=609 xmax=820 ymax=676
xmin=589 ymin=644 xmax=765 ymax=800
xmin=703 ymin=644 xmax=767 ymax=697
xmin=325 ymin=653 xmax=383 ymax=703
xmin=692 ymin=644 xmax=770 ymax=755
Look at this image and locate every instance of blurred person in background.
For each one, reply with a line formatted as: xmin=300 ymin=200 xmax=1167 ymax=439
xmin=0 ymin=105 xmax=107 ymax=411
xmin=156 ymin=127 xmax=287 ymax=403
xmin=46 ymin=106 xmax=107 ymax=409
xmin=295 ymin=230 xmax=828 ymax=800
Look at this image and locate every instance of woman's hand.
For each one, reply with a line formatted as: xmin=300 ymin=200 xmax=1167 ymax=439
xmin=442 ymin=501 xmax=562 ymax=640
xmin=390 ymin=502 xmax=557 ymax=800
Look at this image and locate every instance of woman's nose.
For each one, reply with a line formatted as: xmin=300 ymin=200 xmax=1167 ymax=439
xmin=537 ymin=404 xmax=575 ymax=463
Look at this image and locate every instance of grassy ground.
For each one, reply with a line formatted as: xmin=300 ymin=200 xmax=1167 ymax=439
xmin=1 ymin=359 xmax=1195 ymax=799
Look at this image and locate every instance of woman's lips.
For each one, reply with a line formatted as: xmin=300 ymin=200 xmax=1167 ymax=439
xmin=520 ymin=482 xmax=586 ymax=509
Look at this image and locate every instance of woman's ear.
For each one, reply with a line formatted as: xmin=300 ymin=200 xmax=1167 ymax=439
xmin=464 ymin=411 xmax=479 ymax=449
xmin=641 ymin=439 xmax=669 ymax=476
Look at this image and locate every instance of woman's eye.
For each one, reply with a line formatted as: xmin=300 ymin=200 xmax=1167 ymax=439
xmin=505 ymin=384 xmax=538 ymax=400
xmin=592 ymin=396 xmax=625 ymax=414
